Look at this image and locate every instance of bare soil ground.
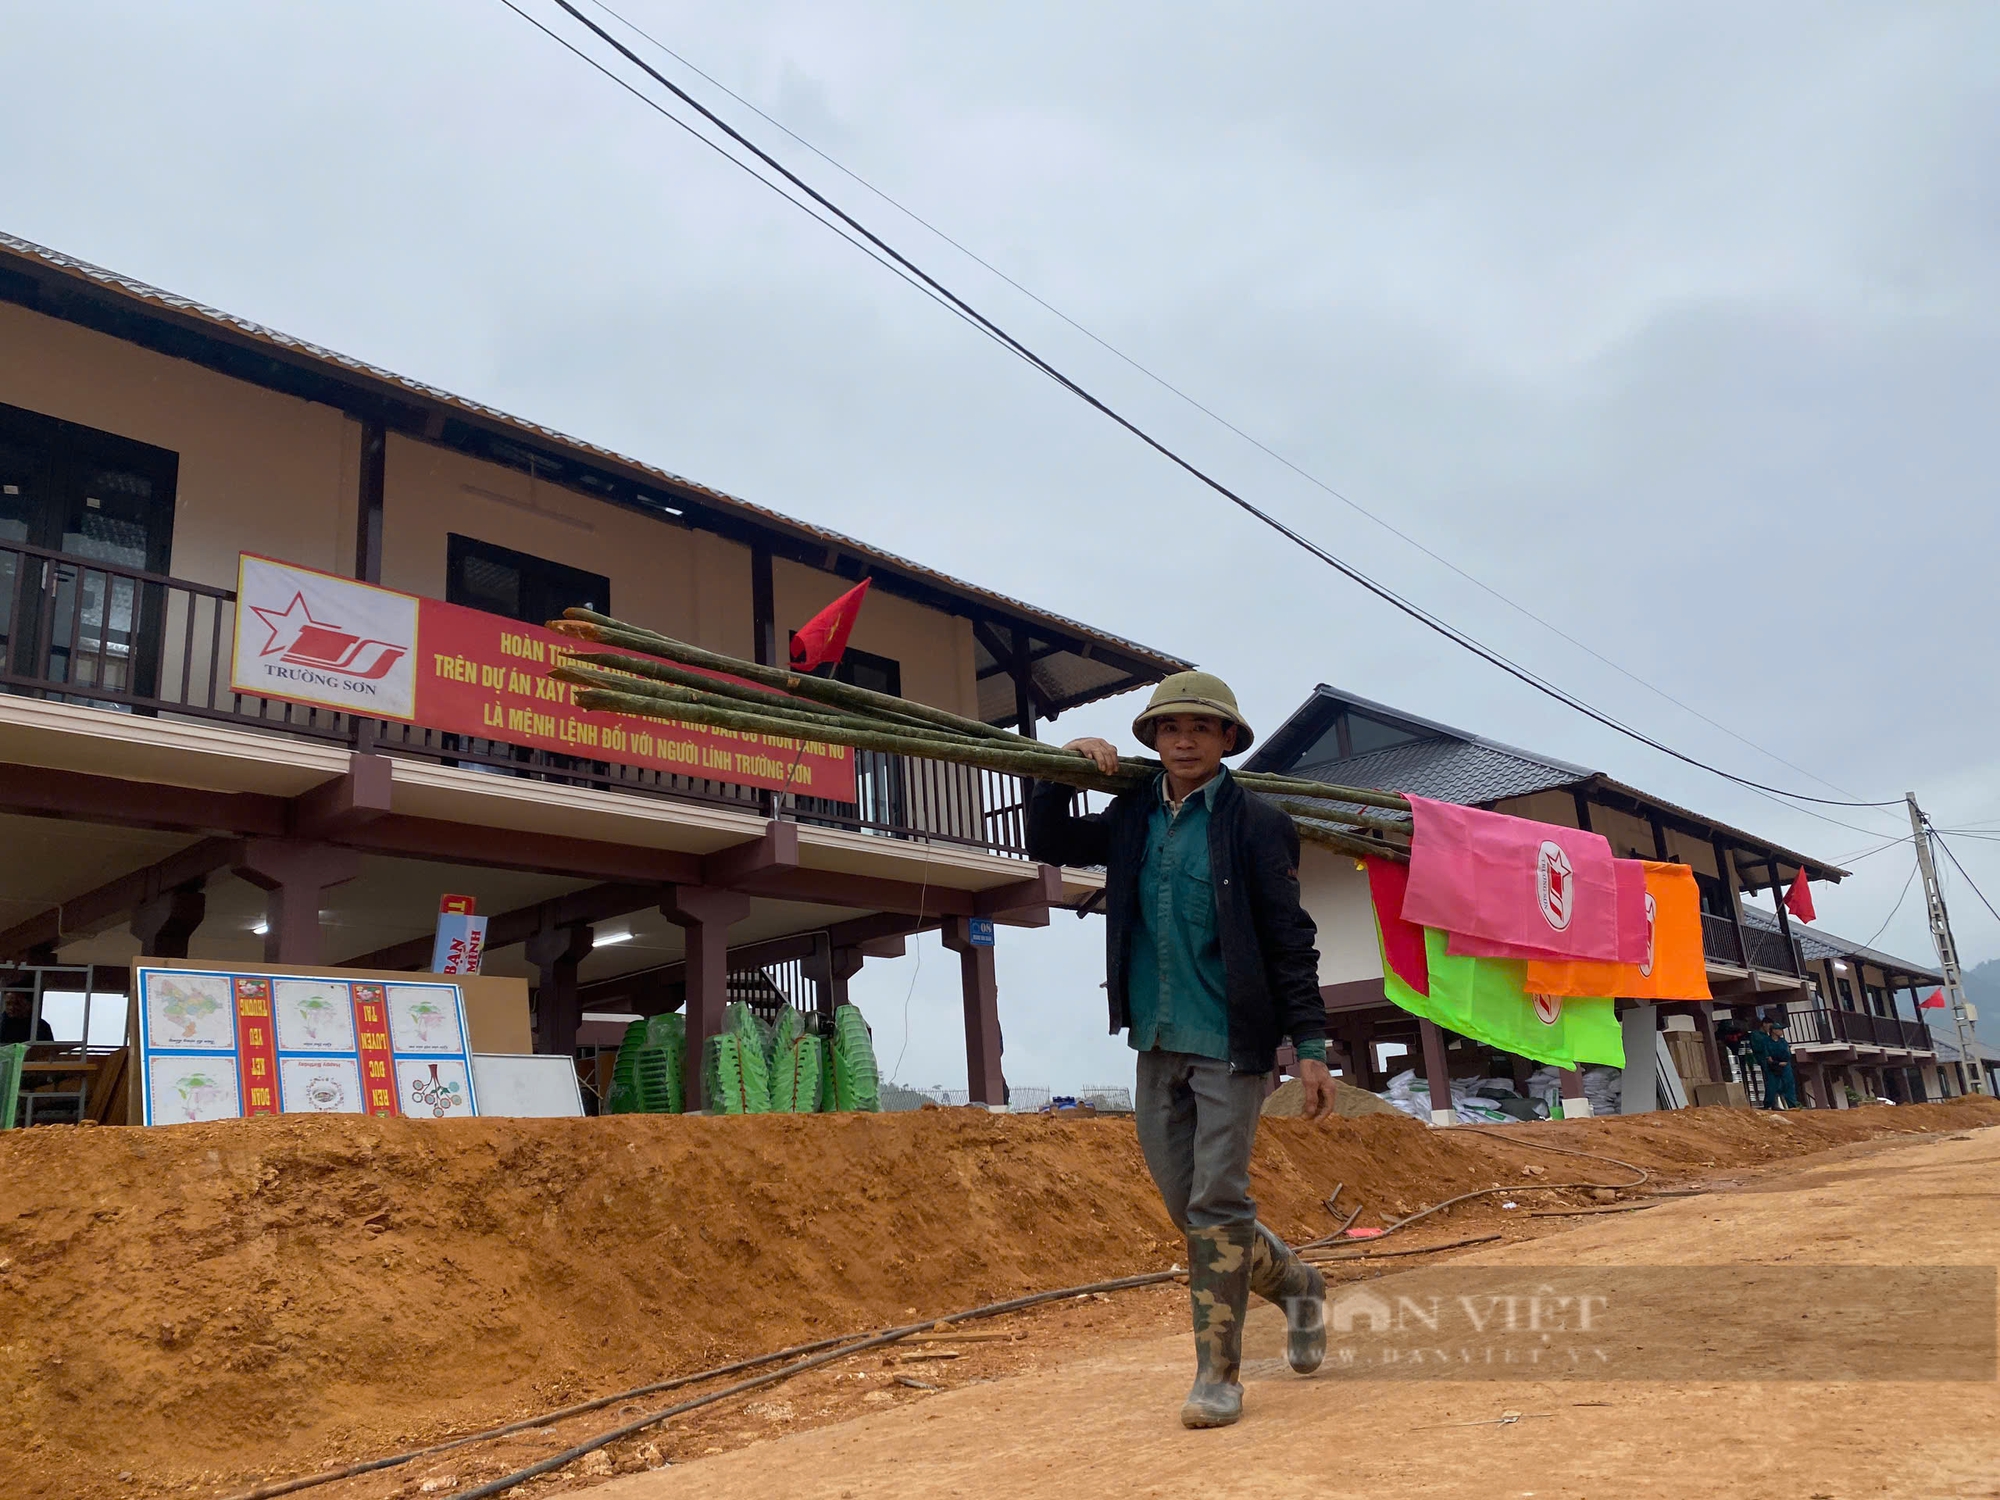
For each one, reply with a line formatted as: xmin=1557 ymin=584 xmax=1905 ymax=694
xmin=2 ymin=1099 xmax=1994 ymax=1500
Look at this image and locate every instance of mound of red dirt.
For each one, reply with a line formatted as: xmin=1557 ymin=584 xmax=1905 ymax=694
xmin=2 ymin=1098 xmax=1993 ymax=1499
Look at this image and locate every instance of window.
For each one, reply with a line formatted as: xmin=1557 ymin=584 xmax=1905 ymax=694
xmin=446 ymin=534 xmax=609 ymax=626
xmin=1292 ymin=706 xmax=1424 ymax=769
xmin=831 ymin=645 xmax=900 ymax=698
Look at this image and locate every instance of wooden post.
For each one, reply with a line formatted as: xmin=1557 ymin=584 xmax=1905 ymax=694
xmin=1712 ymin=837 xmax=1750 ymax=968
xmin=1559 ymin=1065 xmax=1591 ymax=1118
xmin=524 ymin=918 xmax=594 ymax=1058
xmin=1009 ymin=626 xmax=1039 ymax=740
xmin=828 ymin=945 xmax=865 ymax=1018
xmin=1696 ymin=1001 xmax=1725 ymax=1088
xmin=1769 ymin=858 xmax=1798 ymax=972
xmin=750 ymin=545 xmax=777 ymax=668
xmin=233 ymin=841 xmax=362 ymax=965
xmin=942 ymin=916 xmax=1006 ymax=1108
xmin=660 ymin=887 xmax=751 ymax=1111
xmin=130 ymin=881 xmax=207 ymax=959
xmin=355 ymin=417 xmax=386 ymax=584
xmin=1418 ymin=1017 xmax=1454 ymax=1126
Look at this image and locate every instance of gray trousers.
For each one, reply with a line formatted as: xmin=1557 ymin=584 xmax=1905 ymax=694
xmin=1134 ymin=1049 xmax=1268 ymax=1231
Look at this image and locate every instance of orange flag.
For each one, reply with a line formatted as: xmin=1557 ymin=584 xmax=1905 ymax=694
xmin=1524 ymin=861 xmax=1710 ymax=1000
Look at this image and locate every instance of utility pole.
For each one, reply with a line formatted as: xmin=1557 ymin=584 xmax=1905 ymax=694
xmin=1908 ymin=793 xmax=1988 ymax=1094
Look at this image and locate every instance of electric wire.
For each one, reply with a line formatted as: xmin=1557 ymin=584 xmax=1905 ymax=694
xmin=503 ymin=0 xmax=1905 ymax=814
xmin=1931 ymin=832 xmax=2000 ymax=929
xmin=580 ymin=0 xmax=1882 ymax=813
xmin=1860 ymin=861 xmax=1922 ymax=950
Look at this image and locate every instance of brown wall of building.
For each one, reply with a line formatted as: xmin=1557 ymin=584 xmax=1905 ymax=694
xmin=1 ymin=300 xmax=984 ymax=710
xmin=0 ymin=300 xmax=358 ymax=588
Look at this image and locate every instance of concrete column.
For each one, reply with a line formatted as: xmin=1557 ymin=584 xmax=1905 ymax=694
xmin=233 ymin=841 xmax=361 ymax=965
xmin=524 ymin=919 xmax=593 ymax=1058
xmin=131 ymin=881 xmax=208 ymax=958
xmin=942 ymin=917 xmax=1006 ymax=1109
xmin=828 ymin=945 xmax=865 ymax=1018
xmin=1418 ymin=1017 xmax=1454 ymax=1126
xmin=661 ymin=887 xmax=751 ymax=1111
xmin=1620 ymin=1003 xmax=1659 ymax=1113
xmin=1696 ymin=1002 xmax=1725 ymax=1088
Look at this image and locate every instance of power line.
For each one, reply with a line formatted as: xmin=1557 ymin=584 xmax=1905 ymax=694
xmin=513 ymin=0 xmax=1902 ymax=811
xmin=1861 ymin=861 xmax=1921 ymax=950
xmin=582 ymin=0 xmax=1882 ymax=813
xmin=1932 ymin=833 xmax=2000 ymax=929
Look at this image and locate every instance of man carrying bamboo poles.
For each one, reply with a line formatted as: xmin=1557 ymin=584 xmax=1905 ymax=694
xmin=1027 ymin=671 xmax=1334 ymax=1429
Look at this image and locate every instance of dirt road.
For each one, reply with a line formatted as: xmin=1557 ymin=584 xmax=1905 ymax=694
xmin=595 ymin=1127 xmax=2000 ymax=1500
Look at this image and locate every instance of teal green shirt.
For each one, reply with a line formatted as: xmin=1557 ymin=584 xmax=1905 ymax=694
xmin=1125 ymin=768 xmax=1325 ymax=1066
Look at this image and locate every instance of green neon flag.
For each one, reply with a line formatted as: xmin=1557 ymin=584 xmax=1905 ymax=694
xmin=1377 ymin=923 xmax=1624 ymax=1071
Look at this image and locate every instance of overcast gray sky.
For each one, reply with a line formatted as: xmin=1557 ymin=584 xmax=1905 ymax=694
xmin=6 ymin=1 xmax=1997 ymax=1090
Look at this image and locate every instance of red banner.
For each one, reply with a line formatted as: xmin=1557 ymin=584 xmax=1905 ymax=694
xmin=350 ymin=983 xmax=401 ymax=1118
xmin=418 ymin=598 xmax=856 ymax=799
xmin=232 ymin=977 xmax=280 ymax=1117
xmin=231 ymin=555 xmax=856 ymax=800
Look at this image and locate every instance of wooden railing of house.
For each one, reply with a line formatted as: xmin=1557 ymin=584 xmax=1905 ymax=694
xmin=0 ymin=539 xmax=1042 ymax=859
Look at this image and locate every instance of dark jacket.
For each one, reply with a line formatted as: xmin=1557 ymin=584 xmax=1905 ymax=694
xmin=1028 ymin=772 xmax=1324 ymax=1074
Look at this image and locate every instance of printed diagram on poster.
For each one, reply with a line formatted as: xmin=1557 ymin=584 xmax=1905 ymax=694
xmin=280 ymin=1057 xmax=365 ymax=1114
xmin=147 ymin=1055 xmax=242 ymax=1125
xmin=144 ymin=973 xmax=234 ymax=1049
xmin=388 ymin=984 xmax=466 ymax=1054
xmin=134 ymin=967 xmax=480 ymax=1126
xmin=274 ymin=979 xmax=358 ymax=1052
xmin=398 ymin=1058 xmax=474 ymax=1119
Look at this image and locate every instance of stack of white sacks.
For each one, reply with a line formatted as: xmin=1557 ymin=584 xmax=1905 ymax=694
xmin=1377 ymin=1063 xmax=1623 ymax=1123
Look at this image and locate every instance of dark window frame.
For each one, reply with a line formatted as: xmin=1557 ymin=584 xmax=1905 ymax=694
xmin=445 ymin=533 xmax=610 ymax=627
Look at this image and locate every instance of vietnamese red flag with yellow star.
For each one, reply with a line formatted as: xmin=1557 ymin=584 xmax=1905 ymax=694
xmin=790 ymin=579 xmax=872 ymax=672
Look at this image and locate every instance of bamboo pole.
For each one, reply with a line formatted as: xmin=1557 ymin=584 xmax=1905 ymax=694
xmin=565 ymin=684 xmax=1138 ymax=793
xmin=547 ymin=609 xmax=1416 ymax=852
xmin=560 ymin=657 xmax=988 ymax=749
xmin=565 ymin=648 xmax=966 ymax=740
xmin=556 ymin=611 xmax=1413 ymax=814
xmin=555 ymin=612 xmax=1027 ymax=746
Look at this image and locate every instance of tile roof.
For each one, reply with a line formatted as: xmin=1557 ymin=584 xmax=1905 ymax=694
xmin=1740 ymin=906 xmax=1943 ymax=983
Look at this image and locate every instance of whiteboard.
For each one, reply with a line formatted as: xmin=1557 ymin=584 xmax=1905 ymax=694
xmin=469 ymin=1054 xmax=585 ymax=1118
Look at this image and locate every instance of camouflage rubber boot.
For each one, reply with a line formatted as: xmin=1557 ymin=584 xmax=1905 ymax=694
xmin=1249 ymin=1221 xmax=1326 ymax=1375
xmin=1180 ymin=1222 xmax=1255 ymax=1429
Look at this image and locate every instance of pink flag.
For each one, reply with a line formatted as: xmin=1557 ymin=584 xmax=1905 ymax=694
xmin=1403 ymin=794 xmax=1624 ymax=963
xmin=1445 ymin=857 xmax=1652 ymax=963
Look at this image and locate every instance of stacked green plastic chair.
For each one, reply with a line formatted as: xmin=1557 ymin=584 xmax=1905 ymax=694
xmin=770 ymin=1031 xmax=825 ymax=1113
xmin=829 ymin=1004 xmax=880 ymax=1112
xmin=704 ymin=1030 xmax=772 ymax=1114
xmin=0 ymin=1042 xmax=23 ymax=1130
xmin=606 ymin=1013 xmax=685 ymax=1114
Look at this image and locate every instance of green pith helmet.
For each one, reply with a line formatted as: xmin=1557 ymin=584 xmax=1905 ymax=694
xmin=1131 ymin=671 xmax=1254 ymax=754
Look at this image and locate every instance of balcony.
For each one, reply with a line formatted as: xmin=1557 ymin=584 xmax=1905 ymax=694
xmin=1700 ymin=911 xmax=1803 ymax=976
xmin=1783 ymin=1007 xmax=1934 ymax=1054
xmin=0 ymin=539 xmax=1045 ymax=859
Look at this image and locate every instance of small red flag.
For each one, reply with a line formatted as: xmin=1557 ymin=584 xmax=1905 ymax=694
xmin=789 ymin=579 xmax=871 ymax=673
xmin=1919 ymin=989 xmax=1946 ymax=1010
xmin=1783 ymin=869 xmax=1816 ymax=923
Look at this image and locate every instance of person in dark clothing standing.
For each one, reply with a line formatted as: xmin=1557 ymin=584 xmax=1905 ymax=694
xmin=0 ymin=989 xmax=53 ymax=1045
xmin=1028 ymin=671 xmax=1333 ymax=1430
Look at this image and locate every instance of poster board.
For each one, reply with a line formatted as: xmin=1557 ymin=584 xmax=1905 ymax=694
xmin=469 ymin=1054 xmax=586 ymax=1118
xmin=133 ymin=965 xmax=480 ymax=1125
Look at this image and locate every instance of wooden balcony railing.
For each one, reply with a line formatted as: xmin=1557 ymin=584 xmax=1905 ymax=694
xmin=1700 ymin=911 xmax=1803 ymax=976
xmin=0 ymin=540 xmax=1045 ymax=859
xmin=1783 ymin=1006 xmax=1935 ymax=1053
